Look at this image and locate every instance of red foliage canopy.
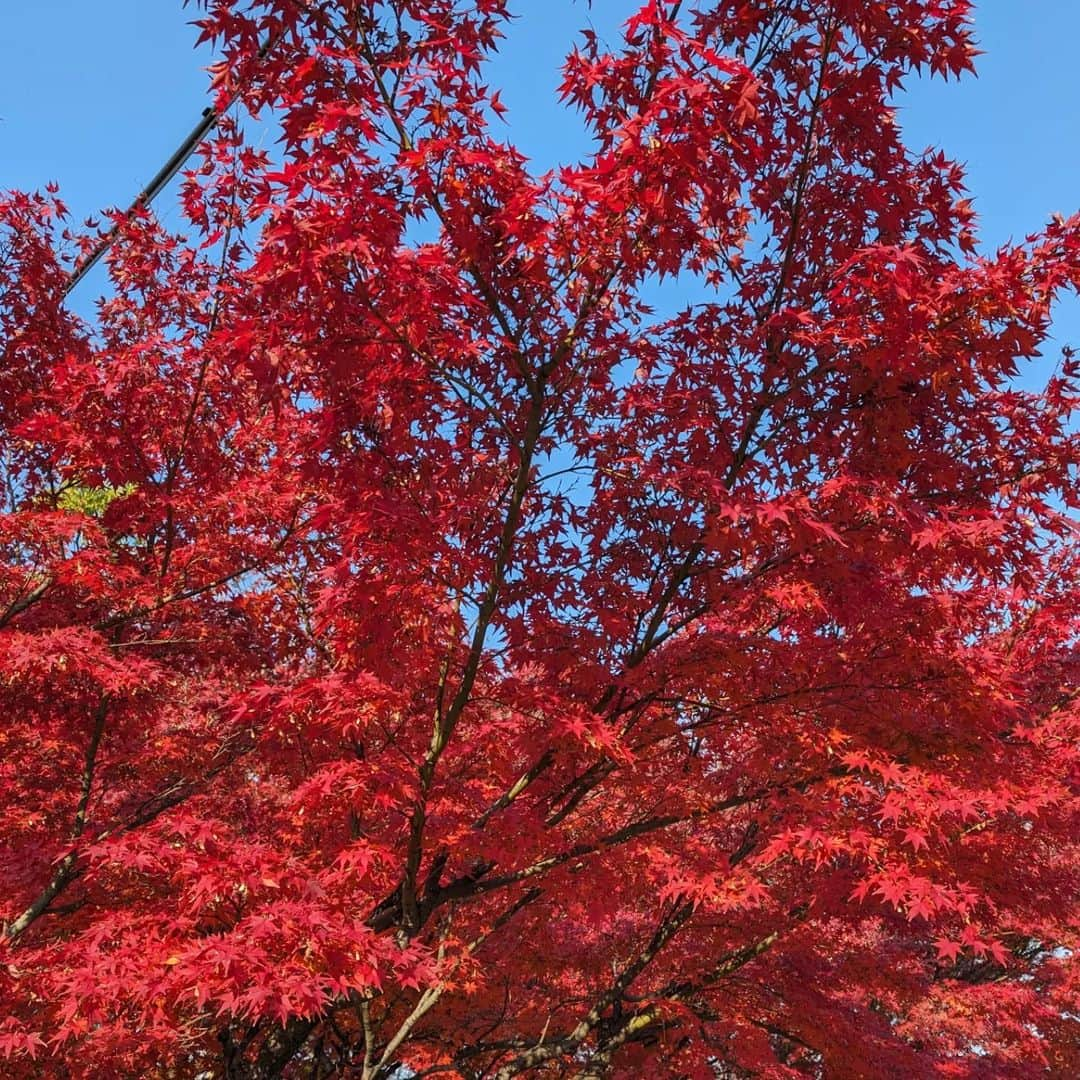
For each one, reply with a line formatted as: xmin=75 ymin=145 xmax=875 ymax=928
xmin=1 ymin=2 xmax=1077 ymax=1076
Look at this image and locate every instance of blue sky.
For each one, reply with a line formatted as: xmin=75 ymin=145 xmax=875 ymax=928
xmin=3 ymin=1 xmax=1078 ymax=352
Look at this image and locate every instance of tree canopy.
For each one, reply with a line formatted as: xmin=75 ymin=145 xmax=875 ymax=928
xmin=0 ymin=1 xmax=1077 ymax=1076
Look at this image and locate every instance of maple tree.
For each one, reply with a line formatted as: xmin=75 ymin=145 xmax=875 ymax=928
xmin=1 ymin=0 xmax=1078 ymax=1075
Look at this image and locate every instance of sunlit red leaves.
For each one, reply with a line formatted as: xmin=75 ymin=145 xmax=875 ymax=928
xmin=0 ymin=0 xmax=1078 ymax=1076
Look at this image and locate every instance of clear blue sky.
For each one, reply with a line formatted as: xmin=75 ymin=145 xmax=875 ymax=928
xmin=3 ymin=1 xmax=1078 ymax=354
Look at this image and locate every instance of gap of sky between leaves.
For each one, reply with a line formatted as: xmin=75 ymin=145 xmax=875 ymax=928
xmin=2 ymin=0 xmax=1078 ymax=380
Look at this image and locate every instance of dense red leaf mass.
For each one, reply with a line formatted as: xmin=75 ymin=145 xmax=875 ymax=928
xmin=1 ymin=2 xmax=1078 ymax=1076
